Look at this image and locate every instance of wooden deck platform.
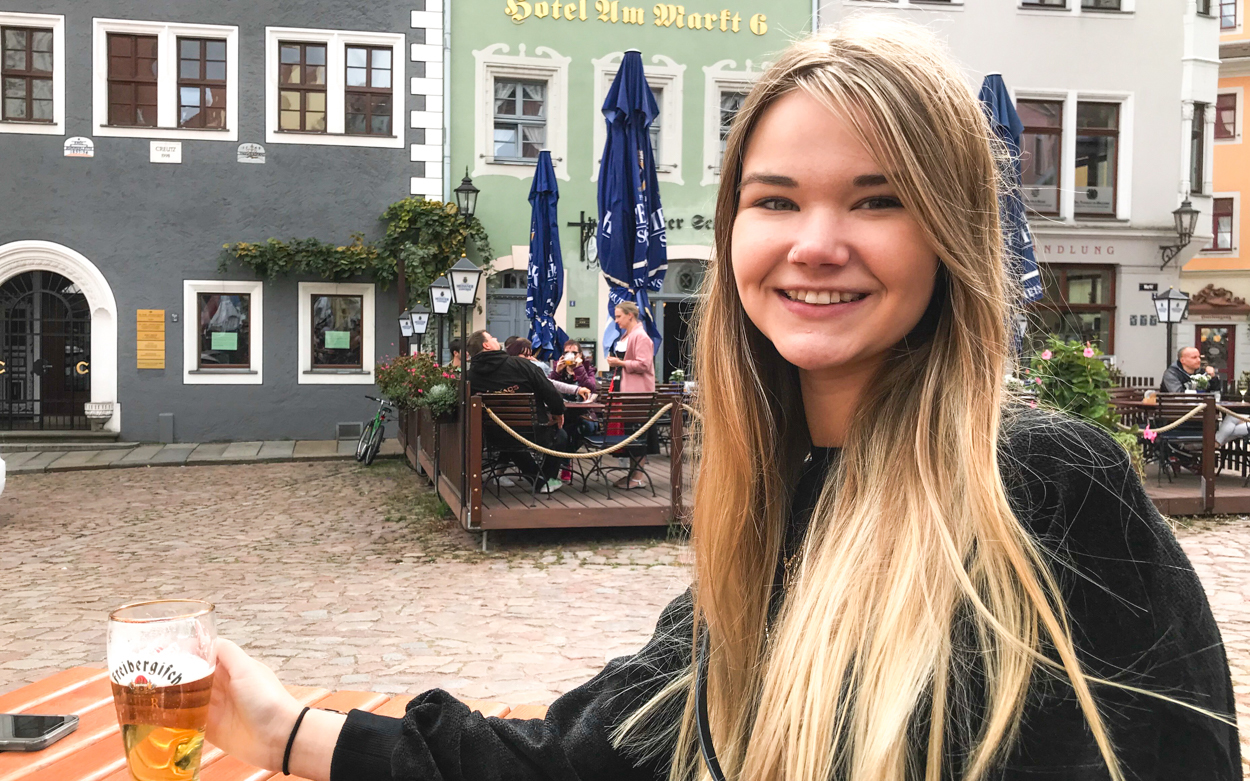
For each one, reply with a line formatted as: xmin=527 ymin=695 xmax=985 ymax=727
xmin=478 ymin=454 xmax=690 ymax=529
xmin=1145 ymin=470 xmax=1250 ymax=516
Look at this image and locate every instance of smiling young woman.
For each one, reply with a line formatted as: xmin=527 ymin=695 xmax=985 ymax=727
xmin=203 ymin=18 xmax=1238 ymax=781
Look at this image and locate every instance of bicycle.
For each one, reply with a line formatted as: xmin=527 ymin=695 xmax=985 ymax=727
xmin=357 ymin=395 xmax=395 ymax=465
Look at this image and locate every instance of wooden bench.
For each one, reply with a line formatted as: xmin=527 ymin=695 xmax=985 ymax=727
xmin=0 ymin=668 xmax=548 ymax=781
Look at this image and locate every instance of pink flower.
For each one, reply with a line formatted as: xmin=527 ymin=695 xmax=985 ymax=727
xmin=1083 ymin=346 xmax=1095 ymax=358
xmin=1033 ymin=377 xmax=1043 ymax=385
xmin=1142 ymin=426 xmax=1157 ymax=442
xmin=1040 ymin=350 xmax=1052 ymax=360
xmin=1029 ymin=400 xmax=1038 ymax=409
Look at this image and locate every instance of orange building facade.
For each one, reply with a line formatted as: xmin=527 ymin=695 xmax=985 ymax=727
xmin=1183 ymin=0 xmax=1250 ymax=384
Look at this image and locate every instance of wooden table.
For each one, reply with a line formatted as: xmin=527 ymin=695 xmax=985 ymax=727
xmin=0 ymin=668 xmax=547 ymax=781
xmin=564 ymin=401 xmax=604 ymax=411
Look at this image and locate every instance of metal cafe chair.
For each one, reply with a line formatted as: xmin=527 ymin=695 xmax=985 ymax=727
xmin=579 ymin=391 xmax=663 ymax=498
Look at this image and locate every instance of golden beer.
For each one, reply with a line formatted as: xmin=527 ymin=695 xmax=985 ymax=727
xmin=107 ymin=601 xmax=217 ymax=781
xmin=111 ymin=675 xmax=213 ymax=781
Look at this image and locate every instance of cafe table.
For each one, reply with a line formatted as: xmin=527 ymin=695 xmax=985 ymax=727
xmin=0 ymin=668 xmax=546 ymax=781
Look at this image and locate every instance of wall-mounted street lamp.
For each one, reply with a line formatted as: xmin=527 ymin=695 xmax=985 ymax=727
xmin=454 ymin=169 xmax=480 ymax=222
xmin=1160 ymin=199 xmax=1201 ymax=268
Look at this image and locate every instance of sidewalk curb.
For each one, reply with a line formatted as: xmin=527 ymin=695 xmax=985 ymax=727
xmin=9 ymin=450 xmax=402 ymax=475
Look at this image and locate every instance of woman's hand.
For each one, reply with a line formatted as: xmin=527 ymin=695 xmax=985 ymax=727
xmin=207 ymin=638 xmax=303 ymax=772
xmin=606 ymin=356 xmax=624 ymax=368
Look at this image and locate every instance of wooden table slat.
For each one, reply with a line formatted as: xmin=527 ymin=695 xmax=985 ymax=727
xmin=0 ymin=681 xmax=119 ymax=781
xmin=0 ymin=670 xmax=550 ymax=781
xmin=0 ymin=668 xmax=107 ymax=714
xmin=96 ymin=679 xmax=332 ymax=779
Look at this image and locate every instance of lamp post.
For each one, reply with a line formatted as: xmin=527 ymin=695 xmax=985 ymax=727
xmin=1153 ymin=287 xmax=1191 ymax=368
xmin=429 ymin=276 xmax=453 ymax=364
xmin=1159 ymin=199 xmax=1201 ymax=268
xmin=409 ymin=304 xmax=430 ymax=355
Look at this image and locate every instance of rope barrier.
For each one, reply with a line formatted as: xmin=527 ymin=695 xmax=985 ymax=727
xmin=1120 ymin=403 xmax=1205 ymax=434
xmin=484 ymin=403 xmax=674 ymax=459
xmin=1217 ymin=405 xmax=1250 ymax=424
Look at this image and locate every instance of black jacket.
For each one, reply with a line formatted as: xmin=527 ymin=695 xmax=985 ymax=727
xmin=466 ymin=350 xmax=565 ymax=423
xmin=1161 ymin=361 xmax=1224 ymax=394
xmin=330 ymin=410 xmax=1238 ymax=780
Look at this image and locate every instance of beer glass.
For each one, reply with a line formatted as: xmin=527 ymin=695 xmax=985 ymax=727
xmin=107 ymin=600 xmax=216 ymax=781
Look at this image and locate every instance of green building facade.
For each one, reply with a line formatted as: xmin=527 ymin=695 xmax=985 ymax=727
xmin=447 ymin=0 xmax=814 ymax=377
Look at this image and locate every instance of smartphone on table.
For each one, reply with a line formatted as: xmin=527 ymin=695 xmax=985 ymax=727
xmin=0 ymin=713 xmax=79 ymax=751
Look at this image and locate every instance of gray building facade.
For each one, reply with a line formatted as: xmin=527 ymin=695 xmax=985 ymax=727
xmin=0 ymin=0 xmax=440 ymax=442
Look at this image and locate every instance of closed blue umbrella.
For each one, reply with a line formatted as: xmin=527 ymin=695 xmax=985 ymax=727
xmin=597 ymin=49 xmax=667 ymax=352
xmin=979 ymin=74 xmax=1043 ymax=304
xmin=526 ymin=150 xmax=568 ymax=360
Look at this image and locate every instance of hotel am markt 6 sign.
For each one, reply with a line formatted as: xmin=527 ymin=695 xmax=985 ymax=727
xmin=504 ymin=1 xmax=772 ymax=34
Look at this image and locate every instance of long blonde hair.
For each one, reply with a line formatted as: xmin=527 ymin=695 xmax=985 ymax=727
xmin=617 ymin=18 xmax=1127 ymax=781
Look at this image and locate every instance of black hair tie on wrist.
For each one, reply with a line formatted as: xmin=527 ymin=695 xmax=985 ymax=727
xmin=282 ymin=705 xmax=312 ymax=776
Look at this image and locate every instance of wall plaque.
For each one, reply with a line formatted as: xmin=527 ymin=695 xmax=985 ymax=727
xmin=150 ymin=142 xmax=182 ymax=164
xmin=137 ymin=310 xmax=166 ymax=369
xmin=64 ymin=137 xmax=94 ymax=158
xmin=237 ymin=143 xmax=266 ymax=164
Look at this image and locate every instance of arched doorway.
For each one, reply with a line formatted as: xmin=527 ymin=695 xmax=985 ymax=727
xmin=0 ymin=271 xmax=91 ymax=429
xmin=0 ymin=241 xmax=119 ymax=433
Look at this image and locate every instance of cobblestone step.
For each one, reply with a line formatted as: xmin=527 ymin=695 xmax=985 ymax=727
xmin=2 ymin=439 xmax=402 ymax=474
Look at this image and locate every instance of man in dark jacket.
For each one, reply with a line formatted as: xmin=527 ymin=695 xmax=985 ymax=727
xmin=466 ymin=330 xmax=569 ymax=493
xmin=1161 ymin=346 xmax=1221 ymax=393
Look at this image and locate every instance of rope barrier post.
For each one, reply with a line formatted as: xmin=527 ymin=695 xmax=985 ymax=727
xmin=1203 ymin=395 xmax=1217 ymax=513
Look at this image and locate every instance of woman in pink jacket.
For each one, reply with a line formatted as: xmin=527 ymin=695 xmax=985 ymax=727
xmin=606 ymin=301 xmax=655 ymax=488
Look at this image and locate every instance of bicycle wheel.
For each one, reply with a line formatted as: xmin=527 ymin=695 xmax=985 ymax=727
xmin=356 ymin=420 xmax=376 ymax=462
xmin=364 ymin=421 xmax=385 ymax=466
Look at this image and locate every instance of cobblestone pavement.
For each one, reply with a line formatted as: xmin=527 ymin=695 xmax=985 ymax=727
xmin=0 ymin=461 xmax=690 ymax=705
xmin=1 ymin=464 xmax=1248 ymax=770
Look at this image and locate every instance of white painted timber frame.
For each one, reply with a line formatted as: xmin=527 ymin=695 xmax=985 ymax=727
xmin=183 ymin=279 xmax=264 ymax=385
xmin=0 ymin=241 xmax=120 ymax=432
xmin=0 ymin=12 xmax=65 ymax=136
xmin=92 ymin=17 xmax=239 ymax=141
xmin=297 ymin=281 xmax=376 ymax=384
xmin=590 ymin=52 xmax=685 ymax=184
xmin=264 ymin=26 xmax=405 ymax=149
xmin=472 ymin=43 xmax=570 ymax=181
xmin=701 ymin=59 xmax=764 ymax=187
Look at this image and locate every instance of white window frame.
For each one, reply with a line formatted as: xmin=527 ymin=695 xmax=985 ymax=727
xmin=0 ymin=12 xmax=65 ymax=135
xmin=591 ymin=52 xmax=684 ymax=185
xmin=183 ymin=280 xmax=263 ymax=385
xmin=1215 ymin=88 xmax=1242 ymax=145
xmin=1203 ymin=192 xmax=1239 ymax=255
xmin=472 ymin=43 xmax=570 ymax=181
xmin=265 ymin=26 xmax=405 ymax=149
xmin=1183 ymin=99 xmax=1215 ymax=196
xmin=1013 ymin=88 xmax=1133 ymax=222
xmin=298 ymin=282 xmax=376 ymax=385
xmin=92 ymin=18 xmax=239 ymax=141
xmin=702 ymin=59 xmax=764 ymax=187
xmin=842 ymin=0 xmax=964 ymax=9
xmin=1017 ymin=0 xmax=1135 ymax=14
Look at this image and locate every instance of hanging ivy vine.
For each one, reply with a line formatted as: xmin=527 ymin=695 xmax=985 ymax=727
xmin=220 ymin=197 xmax=494 ymax=307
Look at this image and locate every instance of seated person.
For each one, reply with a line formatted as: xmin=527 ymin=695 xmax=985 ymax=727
xmin=466 ymin=330 xmax=570 ymax=494
xmin=505 ymin=336 xmax=551 ymax=374
xmin=550 ymin=339 xmax=597 ymax=393
xmin=1161 ymin=346 xmax=1221 ymax=394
